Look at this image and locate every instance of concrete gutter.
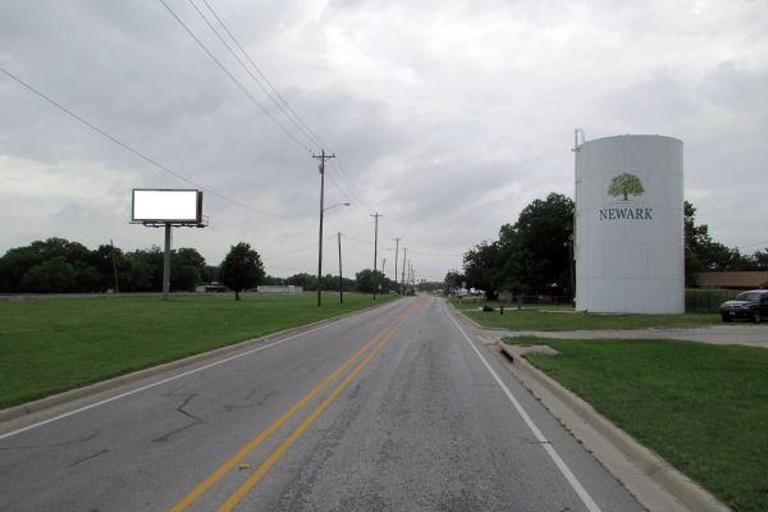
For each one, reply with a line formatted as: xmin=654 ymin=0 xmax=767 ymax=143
xmin=496 ymin=339 xmax=731 ymax=512
xmin=0 ymin=298 xmax=404 ymax=427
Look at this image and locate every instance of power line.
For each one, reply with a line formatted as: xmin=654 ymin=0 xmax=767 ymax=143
xmin=261 ymin=233 xmax=336 ymax=261
xmin=0 ymin=66 xmax=297 ymax=220
xmin=186 ymin=0 xmax=318 ymax=150
xmin=324 ymin=171 xmax=358 ymax=208
xmin=332 ymin=159 xmax=376 ymax=212
xmin=408 ymin=250 xmax=463 ymax=257
xmin=160 ymin=0 xmax=380 ymax=216
xmin=156 ymin=0 xmax=313 ymax=153
xmin=175 ymin=0 xmax=380 ymax=214
xmin=198 ymin=0 xmax=326 ymax=150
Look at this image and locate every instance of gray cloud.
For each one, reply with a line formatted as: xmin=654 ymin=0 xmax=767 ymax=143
xmin=2 ymin=0 xmax=767 ymax=280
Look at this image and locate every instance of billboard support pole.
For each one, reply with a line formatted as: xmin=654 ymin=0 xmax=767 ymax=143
xmin=338 ymin=232 xmax=343 ymax=304
xmin=163 ymin=222 xmax=172 ymax=301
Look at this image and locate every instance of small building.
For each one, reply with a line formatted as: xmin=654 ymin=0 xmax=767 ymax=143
xmin=693 ymin=271 xmax=768 ymax=290
xmin=196 ymin=282 xmax=228 ymax=293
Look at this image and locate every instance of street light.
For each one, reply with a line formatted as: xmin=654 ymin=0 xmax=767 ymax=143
xmin=324 ymin=202 xmax=351 ymax=212
xmin=317 ymin=202 xmax=351 ymax=306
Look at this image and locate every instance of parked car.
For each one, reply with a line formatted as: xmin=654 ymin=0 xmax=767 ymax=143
xmin=719 ymin=289 xmax=768 ymax=323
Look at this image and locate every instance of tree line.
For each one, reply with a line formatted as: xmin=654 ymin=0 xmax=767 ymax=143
xmin=0 ymin=238 xmax=214 ymax=294
xmin=0 ymin=237 xmax=398 ymax=295
xmin=447 ymin=194 xmax=768 ymax=300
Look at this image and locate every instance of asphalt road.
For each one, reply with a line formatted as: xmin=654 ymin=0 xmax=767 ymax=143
xmin=0 ymin=296 xmax=644 ymax=511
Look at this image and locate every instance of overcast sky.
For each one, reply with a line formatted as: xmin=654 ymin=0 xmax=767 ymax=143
xmin=1 ymin=0 xmax=766 ymax=281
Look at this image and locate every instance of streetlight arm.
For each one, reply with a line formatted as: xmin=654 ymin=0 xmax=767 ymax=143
xmin=324 ymin=202 xmax=351 ymax=212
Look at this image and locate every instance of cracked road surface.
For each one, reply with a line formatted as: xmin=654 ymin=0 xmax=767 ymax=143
xmin=0 ymin=296 xmax=644 ymax=511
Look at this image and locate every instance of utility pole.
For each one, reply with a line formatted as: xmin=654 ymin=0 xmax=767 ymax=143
xmin=393 ymin=237 xmax=401 ymax=291
xmin=338 ymin=232 xmax=343 ymax=304
xmin=313 ymin=149 xmax=335 ymax=307
xmin=371 ymin=212 xmax=382 ymax=300
xmin=401 ymin=247 xmax=407 ymax=293
xmin=381 ymin=258 xmax=387 ymax=293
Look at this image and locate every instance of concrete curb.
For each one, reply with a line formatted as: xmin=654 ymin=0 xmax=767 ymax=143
xmin=0 ymin=298 xmax=404 ymax=426
xmin=496 ymin=339 xmax=731 ymax=512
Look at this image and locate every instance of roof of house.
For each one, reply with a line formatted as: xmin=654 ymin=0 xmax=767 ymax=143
xmin=694 ymin=271 xmax=768 ymax=289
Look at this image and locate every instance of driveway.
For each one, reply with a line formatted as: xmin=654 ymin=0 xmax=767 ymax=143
xmin=500 ymin=324 xmax=768 ymax=348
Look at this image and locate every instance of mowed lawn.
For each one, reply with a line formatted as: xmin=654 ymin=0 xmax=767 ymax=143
xmin=506 ymin=336 xmax=768 ymax=512
xmin=0 ymin=292 xmax=398 ymax=408
xmin=453 ymin=301 xmax=719 ymax=330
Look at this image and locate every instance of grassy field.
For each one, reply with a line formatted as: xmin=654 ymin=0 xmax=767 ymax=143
xmin=451 ymin=300 xmax=719 ymax=330
xmin=0 ymin=292 xmax=398 ymax=408
xmin=505 ymin=336 xmax=768 ymax=512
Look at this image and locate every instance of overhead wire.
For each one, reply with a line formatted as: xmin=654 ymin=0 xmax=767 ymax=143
xmin=185 ymin=0 xmax=318 ymax=150
xmin=199 ymin=0 xmax=376 ymax=213
xmin=198 ymin=0 xmax=325 ymax=150
xmin=156 ymin=0 xmax=313 ymax=153
xmin=0 ymin=66 xmax=299 ymax=221
xmin=171 ymin=0 xmax=376 ymax=214
xmin=331 ymin=159 xmax=376 ymax=212
xmin=261 ymin=233 xmax=337 ymax=261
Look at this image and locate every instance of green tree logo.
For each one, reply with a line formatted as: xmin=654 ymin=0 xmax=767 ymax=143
xmin=608 ymin=173 xmax=645 ymax=201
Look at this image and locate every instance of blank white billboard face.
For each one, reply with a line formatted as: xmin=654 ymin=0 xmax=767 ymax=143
xmin=132 ymin=189 xmax=201 ymax=223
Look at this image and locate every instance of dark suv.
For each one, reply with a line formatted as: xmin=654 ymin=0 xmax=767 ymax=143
xmin=719 ymin=289 xmax=768 ymax=323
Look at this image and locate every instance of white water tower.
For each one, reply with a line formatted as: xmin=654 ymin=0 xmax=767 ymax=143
xmin=574 ymin=134 xmax=684 ymax=313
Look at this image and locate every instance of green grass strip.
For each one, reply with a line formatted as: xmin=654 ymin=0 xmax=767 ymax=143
xmin=505 ymin=336 xmax=768 ymax=512
xmin=0 ymin=292 xmax=398 ymax=408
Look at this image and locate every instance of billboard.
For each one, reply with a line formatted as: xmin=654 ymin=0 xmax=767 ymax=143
xmin=131 ymin=189 xmax=203 ymax=223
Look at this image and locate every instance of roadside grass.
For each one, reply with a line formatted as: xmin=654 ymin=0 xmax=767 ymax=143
xmin=448 ymin=298 xmax=574 ymax=312
xmin=504 ymin=336 xmax=768 ymax=512
xmin=455 ymin=303 xmax=719 ymax=330
xmin=0 ymin=292 xmax=398 ymax=408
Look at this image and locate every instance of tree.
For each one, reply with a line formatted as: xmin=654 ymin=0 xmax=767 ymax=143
xmin=92 ymin=244 xmax=127 ymax=292
xmin=20 ymin=257 xmax=77 ymax=293
xmin=171 ymin=248 xmax=206 ymax=291
xmin=463 ymin=241 xmax=502 ymax=300
xmin=219 ymin=242 xmax=265 ymax=300
xmin=0 ymin=245 xmax=41 ymax=292
xmin=286 ymin=273 xmax=317 ymax=290
xmin=261 ymin=275 xmax=286 ymax=286
xmin=608 ymin=173 xmax=644 ymax=200
xmin=750 ymin=249 xmax=768 ymax=270
xmin=500 ymin=192 xmax=575 ymax=297
xmin=202 ymin=265 xmax=220 ymax=283
xmin=355 ymin=269 xmax=387 ymax=294
xmin=684 ymin=201 xmax=754 ymax=286
xmin=443 ymin=270 xmax=464 ymax=292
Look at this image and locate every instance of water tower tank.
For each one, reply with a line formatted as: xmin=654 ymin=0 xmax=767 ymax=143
xmin=574 ymin=135 xmax=684 ymax=313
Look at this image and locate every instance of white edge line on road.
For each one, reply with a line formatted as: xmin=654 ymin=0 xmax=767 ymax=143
xmin=0 ymin=310 xmax=368 ymax=442
xmin=443 ymin=302 xmax=603 ymax=512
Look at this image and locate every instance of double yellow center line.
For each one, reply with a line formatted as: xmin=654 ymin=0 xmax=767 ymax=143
xmin=171 ymin=299 xmax=420 ymax=512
